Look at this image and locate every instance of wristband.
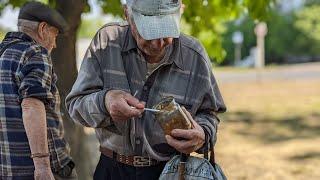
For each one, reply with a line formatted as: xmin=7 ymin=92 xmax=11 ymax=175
xmin=30 ymin=153 xmax=50 ymax=159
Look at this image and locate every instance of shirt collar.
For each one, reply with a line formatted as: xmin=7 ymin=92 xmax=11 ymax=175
xmin=169 ymin=38 xmax=184 ymax=70
xmin=4 ymin=32 xmax=35 ymax=43
xmin=121 ymin=26 xmax=138 ymax=52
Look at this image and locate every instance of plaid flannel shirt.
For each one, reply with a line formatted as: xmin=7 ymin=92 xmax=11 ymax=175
xmin=0 ymin=32 xmax=71 ymax=178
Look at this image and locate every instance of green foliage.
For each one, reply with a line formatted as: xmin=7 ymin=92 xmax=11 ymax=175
xmin=180 ymin=0 xmax=273 ymax=63
xmin=305 ymin=0 xmax=320 ymax=6
xmin=222 ymin=8 xmax=320 ymax=65
xmin=243 ymin=0 xmax=273 ymax=20
xmin=98 ymin=0 xmax=123 ymax=18
xmin=0 ymin=30 xmax=5 ymax=41
xmin=295 ymin=4 xmax=320 ymax=41
xmin=78 ymin=18 xmax=106 ymax=38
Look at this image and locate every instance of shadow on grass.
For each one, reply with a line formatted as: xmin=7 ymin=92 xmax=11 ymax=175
xmin=289 ymin=152 xmax=320 ymax=161
xmin=221 ymin=111 xmax=320 ymax=143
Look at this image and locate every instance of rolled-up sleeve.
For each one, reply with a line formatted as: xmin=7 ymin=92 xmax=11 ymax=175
xmin=18 ymin=48 xmax=54 ymax=107
xmin=66 ymin=36 xmax=112 ymax=128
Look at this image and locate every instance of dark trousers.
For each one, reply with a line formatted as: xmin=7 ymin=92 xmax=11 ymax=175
xmin=93 ymin=154 xmax=167 ymax=180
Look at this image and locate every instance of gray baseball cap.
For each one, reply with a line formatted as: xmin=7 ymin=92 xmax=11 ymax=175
xmin=128 ymin=0 xmax=181 ymax=40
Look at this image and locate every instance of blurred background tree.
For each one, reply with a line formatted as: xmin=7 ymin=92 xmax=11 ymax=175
xmin=78 ymin=18 xmax=105 ymax=38
xmin=222 ymin=1 xmax=320 ymax=65
xmin=295 ymin=4 xmax=320 ymax=42
xmin=0 ymin=27 xmax=6 ymax=40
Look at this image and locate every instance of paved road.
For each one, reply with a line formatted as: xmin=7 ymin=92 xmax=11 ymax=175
xmin=215 ymin=62 xmax=320 ymax=83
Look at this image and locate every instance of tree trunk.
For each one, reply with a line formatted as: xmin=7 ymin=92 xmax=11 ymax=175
xmin=51 ymin=0 xmax=91 ymax=179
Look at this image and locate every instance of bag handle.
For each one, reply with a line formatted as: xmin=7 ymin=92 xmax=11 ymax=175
xmin=201 ymin=112 xmax=218 ymax=168
xmin=204 ymin=131 xmax=217 ymax=169
xmin=178 ymin=153 xmax=188 ymax=180
xmin=209 ymin=147 xmax=216 ymax=167
xmin=204 ymin=129 xmax=216 ymax=165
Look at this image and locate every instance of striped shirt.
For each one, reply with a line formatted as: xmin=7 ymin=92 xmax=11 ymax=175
xmin=0 ymin=32 xmax=71 ymax=178
xmin=66 ymin=21 xmax=226 ymax=160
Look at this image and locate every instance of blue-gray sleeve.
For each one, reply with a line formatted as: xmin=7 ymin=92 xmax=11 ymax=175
xmin=196 ymin=71 xmax=226 ymax=152
xmin=65 ymin=39 xmax=112 ymax=128
xmin=193 ymin=52 xmax=226 ymax=152
xmin=195 ymin=112 xmax=220 ymax=153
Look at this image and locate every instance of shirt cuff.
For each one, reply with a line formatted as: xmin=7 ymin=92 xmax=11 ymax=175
xmin=196 ymin=125 xmax=211 ymax=154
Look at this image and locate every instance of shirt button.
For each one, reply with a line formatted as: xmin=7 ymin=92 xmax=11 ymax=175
xmin=136 ymin=138 xmax=141 ymax=145
xmin=143 ymin=86 xmax=148 ymax=91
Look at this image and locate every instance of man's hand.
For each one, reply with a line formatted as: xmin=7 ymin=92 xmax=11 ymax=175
xmin=165 ymin=107 xmax=205 ymax=154
xmin=105 ymin=90 xmax=145 ymax=122
xmin=34 ymin=158 xmax=54 ymax=180
xmin=34 ymin=167 xmax=55 ymax=180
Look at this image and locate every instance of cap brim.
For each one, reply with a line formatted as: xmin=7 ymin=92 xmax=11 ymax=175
xmin=132 ymin=10 xmax=180 ymax=40
xmin=49 ymin=13 xmax=69 ymax=34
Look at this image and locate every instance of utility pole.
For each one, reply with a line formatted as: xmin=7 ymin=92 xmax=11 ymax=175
xmin=232 ymin=31 xmax=244 ymax=66
xmin=254 ymin=22 xmax=268 ymax=69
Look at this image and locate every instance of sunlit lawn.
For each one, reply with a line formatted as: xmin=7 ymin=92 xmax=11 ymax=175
xmin=216 ymin=79 xmax=320 ymax=180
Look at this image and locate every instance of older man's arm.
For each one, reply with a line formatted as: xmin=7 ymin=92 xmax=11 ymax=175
xmin=66 ymin=34 xmax=144 ymax=128
xmin=65 ymin=50 xmax=110 ymax=128
xmin=22 ymin=98 xmax=54 ymax=180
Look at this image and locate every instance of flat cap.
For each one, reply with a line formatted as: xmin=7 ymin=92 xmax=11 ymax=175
xmin=18 ymin=1 xmax=69 ymax=34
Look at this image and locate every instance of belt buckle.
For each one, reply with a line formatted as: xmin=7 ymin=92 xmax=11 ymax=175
xmin=133 ymin=156 xmax=151 ymax=167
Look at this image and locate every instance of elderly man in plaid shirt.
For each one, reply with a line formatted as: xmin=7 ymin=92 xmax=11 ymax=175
xmin=0 ymin=2 xmax=76 ymax=180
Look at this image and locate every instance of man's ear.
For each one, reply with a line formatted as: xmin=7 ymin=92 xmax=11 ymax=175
xmin=37 ymin=22 xmax=46 ymax=40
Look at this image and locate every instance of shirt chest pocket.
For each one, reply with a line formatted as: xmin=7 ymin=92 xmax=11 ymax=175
xmin=155 ymin=69 xmax=192 ymax=107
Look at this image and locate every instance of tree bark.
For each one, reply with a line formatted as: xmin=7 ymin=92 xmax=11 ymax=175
xmin=51 ymin=0 xmax=91 ymax=179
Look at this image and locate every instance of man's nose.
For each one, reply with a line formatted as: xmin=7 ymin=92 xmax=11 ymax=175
xmin=151 ymin=39 xmax=165 ymax=49
xmin=151 ymin=38 xmax=173 ymax=48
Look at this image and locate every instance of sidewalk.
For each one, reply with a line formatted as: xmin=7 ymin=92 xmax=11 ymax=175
xmin=215 ymin=62 xmax=320 ymax=83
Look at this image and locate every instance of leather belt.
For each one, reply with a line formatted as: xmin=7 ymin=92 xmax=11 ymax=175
xmin=99 ymin=146 xmax=160 ymax=167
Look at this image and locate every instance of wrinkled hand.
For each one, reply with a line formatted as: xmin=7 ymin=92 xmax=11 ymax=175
xmin=105 ymin=90 xmax=145 ymax=122
xmin=34 ymin=167 xmax=55 ymax=180
xmin=34 ymin=158 xmax=54 ymax=180
xmin=165 ymin=107 xmax=205 ymax=154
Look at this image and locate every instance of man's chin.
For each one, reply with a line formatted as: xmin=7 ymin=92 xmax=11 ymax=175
xmin=149 ymin=50 xmax=165 ymax=56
